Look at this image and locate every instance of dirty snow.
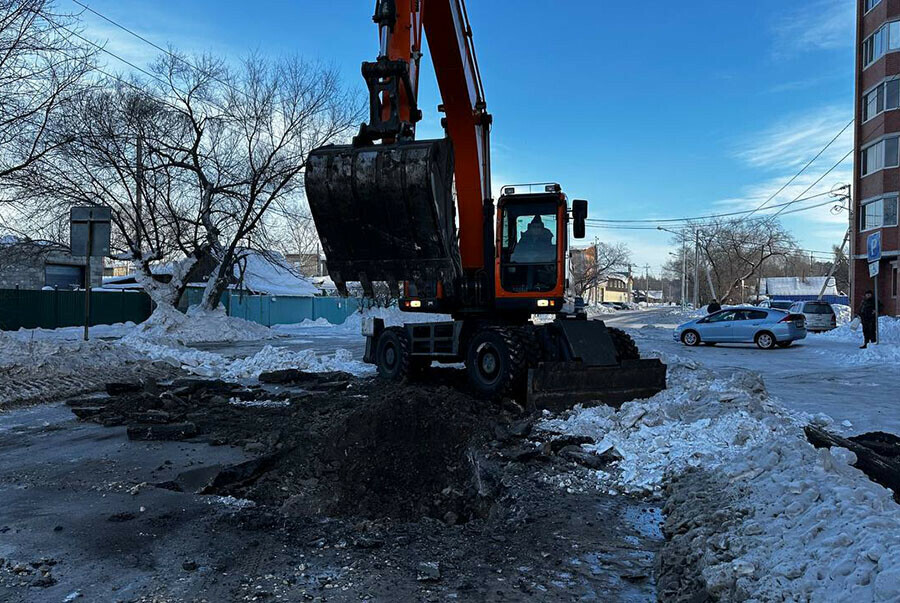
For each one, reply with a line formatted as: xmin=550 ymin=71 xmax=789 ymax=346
xmin=538 ymin=361 xmax=900 ymax=601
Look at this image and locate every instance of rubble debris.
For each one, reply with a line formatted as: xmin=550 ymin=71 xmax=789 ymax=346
xmin=805 ymin=426 xmax=900 ymax=501
xmin=105 ymin=382 xmax=143 ymax=396
xmin=416 ymin=561 xmax=441 ymax=582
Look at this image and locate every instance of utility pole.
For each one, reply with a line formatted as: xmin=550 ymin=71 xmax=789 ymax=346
xmin=681 ymin=233 xmax=687 ymax=310
xmin=818 ymin=229 xmax=850 ymax=300
xmin=693 ymin=229 xmax=700 ymax=308
xmin=135 ymin=134 xmax=143 ymax=252
xmin=643 ymin=264 xmax=650 ymax=299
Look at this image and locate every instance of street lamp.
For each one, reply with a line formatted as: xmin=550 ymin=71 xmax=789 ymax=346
xmin=659 ymin=226 xmax=687 ymax=310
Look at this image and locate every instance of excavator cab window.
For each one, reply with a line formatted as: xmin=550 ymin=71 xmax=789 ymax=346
xmin=499 ymin=201 xmax=559 ymax=293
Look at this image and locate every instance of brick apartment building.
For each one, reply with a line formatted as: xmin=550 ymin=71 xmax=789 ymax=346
xmin=854 ymin=0 xmax=900 ymax=316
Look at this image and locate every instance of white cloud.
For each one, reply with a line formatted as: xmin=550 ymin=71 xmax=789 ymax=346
xmin=735 ymin=105 xmax=852 ymax=171
xmin=772 ymin=0 xmax=855 ymax=56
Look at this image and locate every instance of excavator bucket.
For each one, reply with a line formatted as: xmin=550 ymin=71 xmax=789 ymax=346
xmin=526 ymin=320 xmax=667 ymax=412
xmin=304 ymin=138 xmax=462 ymax=296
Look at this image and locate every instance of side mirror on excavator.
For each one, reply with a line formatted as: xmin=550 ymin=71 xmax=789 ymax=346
xmin=572 ymin=199 xmax=588 ymax=239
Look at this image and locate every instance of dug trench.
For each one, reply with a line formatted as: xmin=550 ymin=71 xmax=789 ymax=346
xmin=35 ymin=368 xmax=668 ymax=601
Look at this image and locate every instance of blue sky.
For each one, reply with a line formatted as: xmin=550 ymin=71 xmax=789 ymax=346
xmin=75 ymin=0 xmax=856 ymax=273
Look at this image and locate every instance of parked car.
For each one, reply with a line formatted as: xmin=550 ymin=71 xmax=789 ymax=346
xmin=789 ymin=300 xmax=837 ymax=332
xmin=673 ymin=306 xmax=807 ymax=349
xmin=758 ymin=300 xmax=794 ymax=311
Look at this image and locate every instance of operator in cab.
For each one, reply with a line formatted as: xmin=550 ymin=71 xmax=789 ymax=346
xmin=510 ymin=215 xmax=555 ymax=264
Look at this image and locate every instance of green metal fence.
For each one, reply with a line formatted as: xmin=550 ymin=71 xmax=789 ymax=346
xmin=0 ymin=288 xmax=153 ymax=331
xmin=178 ymin=288 xmax=360 ymax=326
xmin=1 ymin=288 xmax=361 ymax=331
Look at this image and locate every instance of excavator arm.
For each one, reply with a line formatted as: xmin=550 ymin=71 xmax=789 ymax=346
xmin=305 ymin=0 xmax=492 ymax=305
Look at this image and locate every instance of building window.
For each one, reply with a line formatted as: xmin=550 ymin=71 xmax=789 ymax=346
xmin=861 ymin=135 xmax=900 ymax=176
xmin=863 ymin=21 xmax=900 ymax=67
xmin=860 ymin=195 xmax=900 ymax=231
xmin=863 ymin=79 xmax=900 ymax=122
xmin=866 ymin=0 xmax=882 ymax=12
xmin=892 ymin=265 xmax=898 ymax=298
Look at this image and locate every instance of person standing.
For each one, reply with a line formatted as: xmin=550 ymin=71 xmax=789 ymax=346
xmin=857 ymin=290 xmax=881 ymax=349
xmin=707 ymin=299 xmax=722 ymax=314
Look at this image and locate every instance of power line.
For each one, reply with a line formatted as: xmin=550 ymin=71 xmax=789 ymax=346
xmin=766 ymin=150 xmax=853 ymax=221
xmin=742 ymin=118 xmax=853 ymax=220
xmin=585 ymin=190 xmax=836 ymax=224
xmin=68 ymin=0 xmax=249 ymax=103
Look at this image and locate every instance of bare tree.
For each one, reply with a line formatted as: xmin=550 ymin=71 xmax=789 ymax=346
xmin=146 ymin=51 xmax=360 ymax=311
xmin=569 ymin=240 xmax=631 ymax=301
xmin=689 ymin=218 xmax=796 ymax=303
xmin=0 ymin=0 xmax=94 ymax=183
xmin=7 ymin=79 xmax=209 ymax=307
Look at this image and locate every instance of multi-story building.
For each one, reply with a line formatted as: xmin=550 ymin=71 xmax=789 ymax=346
xmin=854 ymin=0 xmax=900 ymax=316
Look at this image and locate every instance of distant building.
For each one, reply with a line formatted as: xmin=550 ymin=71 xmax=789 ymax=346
xmin=102 ymin=249 xmax=319 ymax=297
xmin=284 ymin=252 xmax=327 ymax=277
xmin=0 ymin=237 xmax=102 ymax=290
xmin=760 ymin=276 xmax=846 ymax=304
xmin=854 ymin=0 xmax=900 ymax=316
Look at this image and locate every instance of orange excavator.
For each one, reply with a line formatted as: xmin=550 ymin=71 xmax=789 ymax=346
xmin=305 ymin=0 xmax=665 ymax=406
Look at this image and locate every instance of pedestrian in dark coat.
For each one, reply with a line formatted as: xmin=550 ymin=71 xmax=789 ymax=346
xmin=857 ymin=290 xmax=882 ymax=348
xmin=707 ymin=299 xmax=722 ymax=314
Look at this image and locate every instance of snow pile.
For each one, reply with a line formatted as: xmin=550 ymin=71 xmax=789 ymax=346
xmin=8 ymin=322 xmax=136 ymax=341
xmin=273 ymin=305 xmax=450 ymax=335
xmin=0 ymin=334 xmax=150 ymax=407
xmin=586 ymin=304 xmax=616 ymax=318
xmin=123 ymin=338 xmax=372 ymax=379
xmin=832 ymin=303 xmax=851 ymax=326
xmin=126 ymin=305 xmax=277 ymax=345
xmin=819 ymin=315 xmax=900 ymax=345
xmin=538 ymin=363 xmax=900 ymax=601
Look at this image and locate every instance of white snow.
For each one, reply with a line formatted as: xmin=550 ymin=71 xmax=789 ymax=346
xmin=538 ymin=360 xmax=900 ymax=602
xmin=235 ymin=250 xmax=319 ymax=296
xmin=125 ymin=305 xmax=278 ymax=346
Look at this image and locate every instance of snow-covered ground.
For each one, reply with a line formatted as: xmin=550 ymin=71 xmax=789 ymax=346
xmin=539 ymin=357 xmax=900 ymax=601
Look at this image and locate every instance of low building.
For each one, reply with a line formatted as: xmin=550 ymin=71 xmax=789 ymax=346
xmin=760 ymin=276 xmax=847 ymax=304
xmin=284 ymin=252 xmax=327 ymax=277
xmin=595 ymin=273 xmax=633 ymax=304
xmin=0 ymin=237 xmax=102 ymax=290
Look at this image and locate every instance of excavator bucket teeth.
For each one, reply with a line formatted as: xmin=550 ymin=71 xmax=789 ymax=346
xmin=526 ymin=320 xmax=667 ymax=412
xmin=304 ymin=138 xmax=462 ymax=294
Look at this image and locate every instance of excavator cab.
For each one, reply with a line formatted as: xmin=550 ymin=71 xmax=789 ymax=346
xmin=495 ymin=184 xmax=585 ymax=312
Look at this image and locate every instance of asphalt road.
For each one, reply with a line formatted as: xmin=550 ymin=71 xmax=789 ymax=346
xmin=603 ymin=308 xmax=900 ymax=436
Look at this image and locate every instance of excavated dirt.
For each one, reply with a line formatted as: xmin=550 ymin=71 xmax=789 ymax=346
xmin=72 ymin=370 xmax=497 ymax=523
xmin=42 ymin=371 xmax=667 ymax=601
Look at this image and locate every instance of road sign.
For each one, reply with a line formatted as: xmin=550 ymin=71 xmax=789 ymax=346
xmin=869 ymin=261 xmax=880 ymax=278
xmin=70 ymin=206 xmax=112 ymax=258
xmin=69 ymin=206 xmax=112 ymax=341
xmin=867 ymin=231 xmax=882 ymax=263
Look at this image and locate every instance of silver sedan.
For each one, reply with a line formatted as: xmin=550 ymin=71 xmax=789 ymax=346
xmin=673 ymin=307 xmax=807 ymax=349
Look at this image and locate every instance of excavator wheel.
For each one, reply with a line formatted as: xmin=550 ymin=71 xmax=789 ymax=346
xmin=375 ymin=327 xmax=413 ymax=382
xmin=465 ymin=327 xmax=527 ymax=399
xmin=607 ymin=327 xmax=640 ymax=362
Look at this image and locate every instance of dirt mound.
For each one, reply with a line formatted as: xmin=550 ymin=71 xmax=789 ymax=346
xmin=69 ymin=372 xmax=504 ymax=523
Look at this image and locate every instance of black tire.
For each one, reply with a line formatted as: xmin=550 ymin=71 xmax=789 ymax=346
xmin=465 ymin=327 xmax=526 ymax=399
xmin=776 ymin=341 xmax=792 ymax=348
xmin=375 ymin=327 xmax=411 ymax=382
xmin=681 ymin=330 xmax=701 ymax=346
xmin=755 ymin=331 xmax=776 ymax=350
xmin=607 ymin=327 xmax=640 ymax=361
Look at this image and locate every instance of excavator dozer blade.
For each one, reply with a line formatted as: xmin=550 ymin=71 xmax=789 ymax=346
xmin=526 ymin=320 xmax=667 ymax=412
xmin=304 ymin=138 xmax=462 ymax=296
